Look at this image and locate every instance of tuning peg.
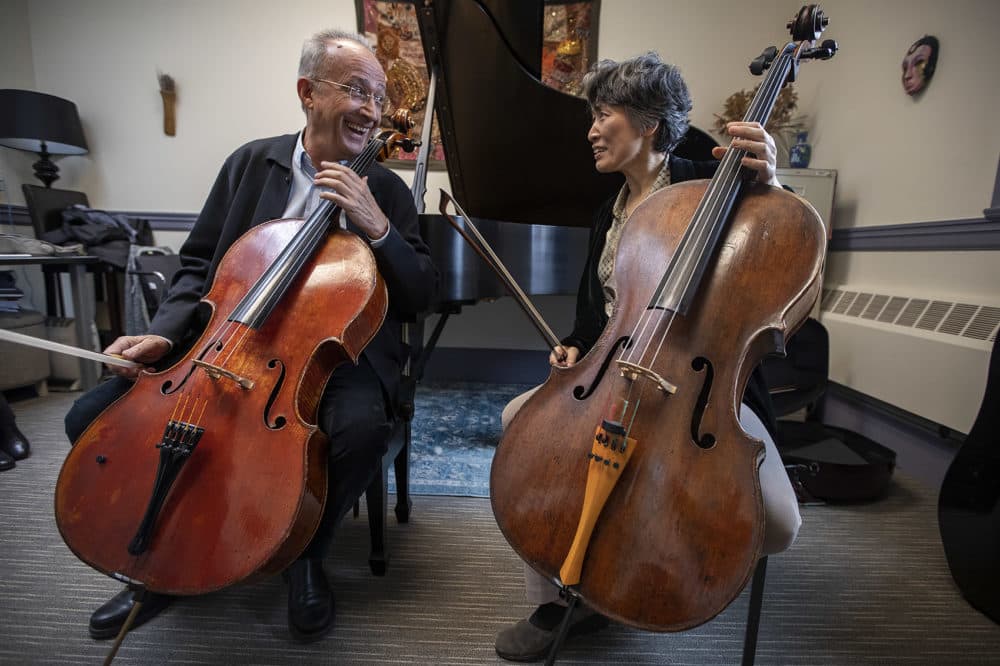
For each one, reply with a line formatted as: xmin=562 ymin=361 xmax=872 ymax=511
xmin=749 ymin=46 xmax=779 ymax=75
xmin=803 ymin=39 xmax=838 ymax=60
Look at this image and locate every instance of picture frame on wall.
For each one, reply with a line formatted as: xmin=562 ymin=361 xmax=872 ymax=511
xmin=356 ymin=0 xmax=445 ymax=170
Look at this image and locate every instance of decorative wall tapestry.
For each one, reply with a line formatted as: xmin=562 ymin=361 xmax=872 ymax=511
xmin=357 ymin=0 xmax=444 ymax=168
xmin=541 ymin=1 xmax=599 ymax=97
xmin=356 ymin=0 xmax=600 ymax=168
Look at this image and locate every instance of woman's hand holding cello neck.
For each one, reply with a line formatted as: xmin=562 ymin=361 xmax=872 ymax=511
xmin=713 ymin=121 xmax=781 ymax=188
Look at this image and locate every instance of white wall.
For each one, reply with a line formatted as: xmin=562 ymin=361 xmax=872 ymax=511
xmin=800 ymin=0 xmax=999 ymax=228
xmin=0 ymin=0 xmax=38 ymax=207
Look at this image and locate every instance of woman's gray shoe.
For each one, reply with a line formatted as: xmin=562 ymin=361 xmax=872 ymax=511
xmin=495 ymin=603 xmax=610 ymax=662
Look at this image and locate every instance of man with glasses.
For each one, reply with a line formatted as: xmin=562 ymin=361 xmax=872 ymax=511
xmin=65 ymin=28 xmax=437 ymax=643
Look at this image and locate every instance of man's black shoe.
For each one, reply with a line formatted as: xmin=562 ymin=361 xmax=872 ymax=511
xmin=0 ymin=420 xmax=29 ymax=460
xmin=285 ymin=558 xmax=334 ymax=642
xmin=0 ymin=448 xmax=14 ymax=471
xmin=89 ymin=588 xmax=174 ymax=640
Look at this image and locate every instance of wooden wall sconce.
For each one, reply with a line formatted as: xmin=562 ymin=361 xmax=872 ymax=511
xmin=158 ymin=72 xmax=176 ymax=136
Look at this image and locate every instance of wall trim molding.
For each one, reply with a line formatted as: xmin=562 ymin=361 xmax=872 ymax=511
xmin=829 ymin=217 xmax=1000 ymax=252
xmin=3 ymin=204 xmax=198 ymax=233
xmin=825 ymin=381 xmax=964 ymax=441
xmin=2 ymin=205 xmax=31 ymax=228
xmin=119 ymin=210 xmax=199 ymax=231
xmin=6 ymin=203 xmax=999 ymax=251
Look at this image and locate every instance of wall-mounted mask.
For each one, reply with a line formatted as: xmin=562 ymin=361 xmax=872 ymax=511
xmin=902 ymin=35 xmax=939 ymax=97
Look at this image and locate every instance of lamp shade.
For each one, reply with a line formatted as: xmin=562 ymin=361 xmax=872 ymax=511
xmin=0 ymin=89 xmax=89 ymax=155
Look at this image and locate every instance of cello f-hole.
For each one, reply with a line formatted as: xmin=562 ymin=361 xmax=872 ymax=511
xmin=263 ymin=358 xmax=287 ymax=430
xmin=573 ymin=336 xmax=631 ymax=400
xmin=690 ymin=356 xmax=716 ymax=449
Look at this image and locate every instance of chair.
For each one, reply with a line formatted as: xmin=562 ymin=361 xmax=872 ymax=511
xmin=21 ymin=184 xmax=126 ymax=343
xmin=127 ymin=248 xmax=181 ymax=326
xmin=734 ymin=319 xmax=831 ymax=663
xmin=760 ymin=317 xmax=829 ymax=421
xmin=356 ymin=320 xmax=419 ymax=576
xmin=741 ymin=556 xmax=770 ymax=666
xmin=674 ymin=125 xmax=719 ymax=162
xmin=713 ymin=322 xmax=831 ymax=665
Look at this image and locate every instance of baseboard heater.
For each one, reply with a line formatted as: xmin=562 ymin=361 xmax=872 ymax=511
xmin=818 ymin=286 xmax=999 ymax=434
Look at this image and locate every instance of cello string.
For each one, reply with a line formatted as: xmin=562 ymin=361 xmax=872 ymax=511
xmin=639 ymin=148 xmax=744 ymax=367
xmin=620 ymin=127 xmax=751 ymax=372
xmin=623 ymin=169 xmax=726 ymax=364
xmin=619 ymin=127 xmax=747 ymax=368
xmin=650 ymin=48 xmax=790 ymax=328
xmin=192 ymin=398 xmax=208 ymax=431
xmin=636 ymin=152 xmax=755 ymax=372
xmin=210 ymin=134 xmax=388 ymax=367
xmin=178 ymin=132 xmax=392 ymax=417
xmin=631 ymin=49 xmax=792 ymax=373
xmin=670 ymin=46 xmax=790 ymax=303
xmin=614 ymin=51 xmax=792 ymax=457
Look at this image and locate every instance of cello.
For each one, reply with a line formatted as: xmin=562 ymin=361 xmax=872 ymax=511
xmin=491 ymin=5 xmax=836 ymax=633
xmin=54 ymin=117 xmax=417 ymax=596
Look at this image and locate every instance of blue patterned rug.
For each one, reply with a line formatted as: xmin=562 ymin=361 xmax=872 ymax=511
xmin=388 ymin=381 xmax=533 ymax=498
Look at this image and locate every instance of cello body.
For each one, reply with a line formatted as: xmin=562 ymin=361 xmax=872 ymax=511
xmin=491 ymin=181 xmax=826 ymax=631
xmin=55 ymin=218 xmax=387 ymax=595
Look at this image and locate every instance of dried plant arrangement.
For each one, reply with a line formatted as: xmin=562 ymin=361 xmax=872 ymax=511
xmin=713 ymin=84 xmax=802 ymax=135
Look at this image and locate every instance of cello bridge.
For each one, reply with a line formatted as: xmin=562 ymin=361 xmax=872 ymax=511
xmin=615 ymin=360 xmax=677 ymax=394
xmin=191 ymin=359 xmax=254 ymax=389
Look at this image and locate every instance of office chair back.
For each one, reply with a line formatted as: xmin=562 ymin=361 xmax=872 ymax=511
xmin=131 ymin=249 xmax=181 ymax=316
xmin=21 ymin=185 xmax=90 ymax=238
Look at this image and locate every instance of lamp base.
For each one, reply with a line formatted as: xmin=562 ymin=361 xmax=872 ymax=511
xmin=33 ymin=144 xmax=59 ymax=188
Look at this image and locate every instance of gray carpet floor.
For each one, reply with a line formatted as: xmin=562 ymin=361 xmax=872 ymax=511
xmin=1 ymin=392 xmax=999 ymax=665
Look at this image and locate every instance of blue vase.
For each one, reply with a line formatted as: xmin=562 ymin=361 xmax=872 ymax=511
xmin=789 ymin=131 xmax=812 ymax=168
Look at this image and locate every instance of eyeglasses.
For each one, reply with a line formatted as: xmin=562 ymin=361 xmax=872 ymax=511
xmin=311 ymin=79 xmax=387 ymax=110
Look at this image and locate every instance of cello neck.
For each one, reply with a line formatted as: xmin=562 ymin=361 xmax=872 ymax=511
xmin=648 ymin=43 xmax=800 ymax=317
xmin=227 ymin=136 xmax=388 ymax=330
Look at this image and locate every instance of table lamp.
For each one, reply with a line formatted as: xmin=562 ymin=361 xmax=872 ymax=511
xmin=0 ymin=89 xmax=89 ymax=188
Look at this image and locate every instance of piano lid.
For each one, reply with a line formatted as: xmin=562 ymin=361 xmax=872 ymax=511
xmin=415 ymin=0 xmax=623 ymax=228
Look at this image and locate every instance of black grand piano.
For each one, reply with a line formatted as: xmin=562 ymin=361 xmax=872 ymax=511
xmin=403 ymin=0 xmax=716 ymax=377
